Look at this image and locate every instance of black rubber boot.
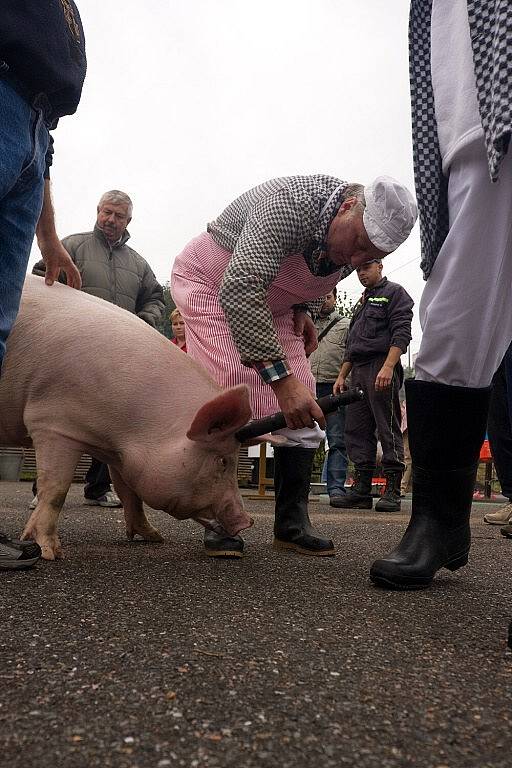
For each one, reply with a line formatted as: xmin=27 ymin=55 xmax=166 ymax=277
xmin=273 ymin=447 xmax=335 ymax=556
xmin=203 ymin=529 xmax=244 ymax=558
xmin=375 ymin=470 xmax=403 ymax=512
xmin=330 ymin=468 xmax=374 ymax=509
xmin=370 ymin=380 xmax=491 ymax=590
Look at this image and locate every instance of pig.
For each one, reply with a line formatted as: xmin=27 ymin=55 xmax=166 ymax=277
xmin=0 ymin=275 xmax=254 ymax=560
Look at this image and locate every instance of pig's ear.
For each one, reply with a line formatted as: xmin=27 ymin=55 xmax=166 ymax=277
xmin=187 ymin=385 xmax=252 ymax=443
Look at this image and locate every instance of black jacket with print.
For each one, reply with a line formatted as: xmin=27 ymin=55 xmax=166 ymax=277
xmin=0 ymin=1 xmax=86 ymax=122
xmin=343 ymin=277 xmax=414 ymax=365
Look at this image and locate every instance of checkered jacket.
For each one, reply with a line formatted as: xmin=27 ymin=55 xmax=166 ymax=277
xmin=207 ymin=175 xmax=353 ymax=363
xmin=410 ymin=0 xmax=512 ymax=279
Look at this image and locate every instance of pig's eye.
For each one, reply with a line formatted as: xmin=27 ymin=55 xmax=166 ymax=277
xmin=220 ymin=458 xmax=228 ymax=468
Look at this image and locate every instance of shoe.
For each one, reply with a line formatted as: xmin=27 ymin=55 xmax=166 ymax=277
xmin=375 ymin=470 xmax=403 ymax=512
xmin=370 ymin=381 xmax=491 ymax=590
xmin=501 ymin=524 xmax=512 ymax=539
xmin=484 ymin=501 xmax=512 ymax=525
xmin=329 ymin=493 xmax=348 ymax=508
xmin=84 ymin=491 xmax=122 ymax=508
xmin=29 ymin=494 xmax=38 ymax=510
xmin=273 ymin=447 xmax=335 ymax=556
xmin=0 ymin=533 xmax=41 ymax=570
xmin=204 ymin=529 xmax=244 ymax=558
xmin=328 ymin=469 xmax=373 ymax=509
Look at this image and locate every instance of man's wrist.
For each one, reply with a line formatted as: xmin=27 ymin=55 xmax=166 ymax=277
xmin=252 ymin=359 xmax=292 ymax=384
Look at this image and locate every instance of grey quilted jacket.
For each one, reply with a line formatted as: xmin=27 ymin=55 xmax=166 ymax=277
xmin=33 ymin=225 xmax=164 ymax=327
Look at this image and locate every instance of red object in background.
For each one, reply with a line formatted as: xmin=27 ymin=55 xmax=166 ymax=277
xmin=480 ymin=439 xmax=491 ymax=460
xmin=171 ymin=337 xmax=187 ymax=353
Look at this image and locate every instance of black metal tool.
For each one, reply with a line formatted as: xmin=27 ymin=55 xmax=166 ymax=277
xmin=235 ymin=387 xmax=364 ymax=442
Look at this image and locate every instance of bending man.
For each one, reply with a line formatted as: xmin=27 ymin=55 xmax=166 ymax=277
xmin=171 ymin=174 xmax=416 ymax=559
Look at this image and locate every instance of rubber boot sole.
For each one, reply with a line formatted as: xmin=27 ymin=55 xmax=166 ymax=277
xmin=205 ymin=548 xmax=243 ymax=559
xmin=369 ymin=551 xmax=469 ymax=590
xmin=273 ymin=538 xmax=336 ymax=557
xmin=329 ymin=497 xmax=373 ymax=510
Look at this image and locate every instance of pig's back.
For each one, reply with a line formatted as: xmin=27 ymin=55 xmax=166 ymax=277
xmin=0 ymin=276 xmax=221 ymax=446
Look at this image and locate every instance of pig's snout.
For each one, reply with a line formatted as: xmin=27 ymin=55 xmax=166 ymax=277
xmin=223 ymin=515 xmax=254 ymax=537
xmin=197 ymin=515 xmax=254 ymax=538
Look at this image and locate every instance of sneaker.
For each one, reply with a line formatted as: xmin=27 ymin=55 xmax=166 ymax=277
xmin=329 ymin=493 xmax=348 ymax=508
xmin=0 ymin=533 xmax=41 ymax=570
xmin=29 ymin=494 xmax=38 ymax=510
xmin=84 ymin=491 xmax=122 ymax=508
xmin=483 ymin=501 xmax=512 ymax=525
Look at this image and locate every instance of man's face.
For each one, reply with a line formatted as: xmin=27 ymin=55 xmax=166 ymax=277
xmin=326 ymin=199 xmax=387 ymax=269
xmin=96 ymin=201 xmax=131 ymax=243
xmin=356 ymin=260 xmax=383 ymax=288
xmin=320 ymin=292 xmax=336 ymax=315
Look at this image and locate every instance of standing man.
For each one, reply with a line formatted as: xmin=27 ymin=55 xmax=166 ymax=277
xmin=0 ymin=1 xmax=86 ymax=569
xmin=370 ymin=1 xmax=512 ymax=590
xmin=32 ymin=190 xmax=165 ymax=508
xmin=171 ymin=174 xmax=417 ymax=558
xmin=309 ymin=288 xmax=351 ymax=507
xmin=334 ymin=259 xmax=413 ymax=513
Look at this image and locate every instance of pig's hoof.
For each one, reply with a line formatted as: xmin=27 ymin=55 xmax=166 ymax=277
xmin=38 ymin=537 xmax=63 ymax=560
xmin=22 ymin=525 xmax=63 ymax=560
xmin=126 ymin=526 xmax=164 ymax=543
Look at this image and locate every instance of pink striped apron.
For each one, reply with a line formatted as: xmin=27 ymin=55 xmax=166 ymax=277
xmin=171 ymin=232 xmax=339 ymax=419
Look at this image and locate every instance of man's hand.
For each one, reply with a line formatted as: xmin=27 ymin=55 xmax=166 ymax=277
xmin=333 ymin=374 xmax=346 ymax=395
xmin=270 ymin=374 xmax=325 ymax=430
xmin=375 ymin=363 xmax=394 ymax=390
xmin=40 ymin=239 xmax=82 ymax=289
xmin=293 ymin=310 xmax=318 ymax=356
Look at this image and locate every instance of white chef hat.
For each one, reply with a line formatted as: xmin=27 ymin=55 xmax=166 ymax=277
xmin=362 ymin=176 xmax=418 ymax=253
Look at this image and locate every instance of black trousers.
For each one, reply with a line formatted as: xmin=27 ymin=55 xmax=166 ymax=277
xmin=32 ymin=457 xmax=112 ymax=500
xmin=488 ymin=343 xmax=512 ymax=500
xmin=344 ymin=356 xmax=404 ymax=472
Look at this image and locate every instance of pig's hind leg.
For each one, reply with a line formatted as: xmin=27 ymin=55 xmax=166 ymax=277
xmin=109 ymin=466 xmax=164 ymax=543
xmin=22 ymin=438 xmax=82 ymax=560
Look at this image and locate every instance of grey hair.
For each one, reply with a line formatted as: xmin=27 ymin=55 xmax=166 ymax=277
xmin=98 ymin=190 xmax=133 ymax=217
xmin=343 ymin=183 xmax=366 ymax=214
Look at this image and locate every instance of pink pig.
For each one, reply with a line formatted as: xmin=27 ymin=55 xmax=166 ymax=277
xmin=0 ymin=276 xmax=254 ymax=560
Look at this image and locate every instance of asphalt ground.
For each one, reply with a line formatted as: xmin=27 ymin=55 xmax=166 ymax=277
xmin=1 ymin=481 xmax=511 ymax=768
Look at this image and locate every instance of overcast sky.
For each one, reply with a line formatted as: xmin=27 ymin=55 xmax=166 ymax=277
xmin=32 ymin=0 xmax=424 ymax=355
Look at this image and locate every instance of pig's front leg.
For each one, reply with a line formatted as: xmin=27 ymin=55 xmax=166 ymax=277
xmin=22 ymin=442 xmax=81 ymax=560
xmin=109 ymin=466 xmax=164 ymax=543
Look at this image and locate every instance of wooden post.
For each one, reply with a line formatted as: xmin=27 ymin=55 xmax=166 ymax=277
xmin=258 ymin=442 xmax=268 ymax=497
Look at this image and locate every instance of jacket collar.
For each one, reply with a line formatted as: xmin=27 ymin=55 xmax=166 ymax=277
xmin=93 ymin=223 xmax=131 ymax=248
xmin=364 ymin=276 xmax=387 ymax=296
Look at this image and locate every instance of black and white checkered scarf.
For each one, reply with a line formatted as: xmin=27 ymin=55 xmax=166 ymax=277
xmin=410 ymin=0 xmax=512 ymax=279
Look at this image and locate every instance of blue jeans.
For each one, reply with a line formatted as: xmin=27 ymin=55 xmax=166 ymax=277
xmin=316 ymin=381 xmax=348 ymax=497
xmin=0 ymin=79 xmax=49 ymax=368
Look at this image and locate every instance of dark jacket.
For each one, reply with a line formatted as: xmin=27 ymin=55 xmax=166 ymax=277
xmin=0 ymin=1 xmax=86 ymax=123
xmin=343 ymin=278 xmax=413 ymax=365
xmin=33 ymin=226 xmax=165 ymax=328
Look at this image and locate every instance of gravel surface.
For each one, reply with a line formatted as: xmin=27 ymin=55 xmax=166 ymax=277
xmin=1 ymin=481 xmax=511 ymax=768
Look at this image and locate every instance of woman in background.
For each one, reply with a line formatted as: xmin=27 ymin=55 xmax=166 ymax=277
xmin=170 ymin=308 xmax=187 ymax=353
